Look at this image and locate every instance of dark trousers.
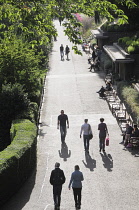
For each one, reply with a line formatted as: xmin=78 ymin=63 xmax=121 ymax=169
xmin=83 ymin=135 xmax=90 ymax=151
xmin=99 ymin=136 xmax=105 ymax=150
xmin=53 ymin=185 xmax=62 ymax=207
xmin=66 ymin=53 xmax=69 ymax=60
xmin=73 ymin=188 xmax=82 ymax=205
xmin=60 ymin=126 xmax=67 ymax=143
xmin=60 ymin=51 xmax=64 ymax=60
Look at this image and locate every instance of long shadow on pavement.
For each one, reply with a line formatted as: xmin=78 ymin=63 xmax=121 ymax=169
xmin=38 ymin=122 xmax=50 ymax=137
xmin=58 ymin=142 xmax=71 ymax=161
xmin=82 ymin=152 xmax=96 ymax=171
xmin=100 ymin=152 xmax=113 ymax=172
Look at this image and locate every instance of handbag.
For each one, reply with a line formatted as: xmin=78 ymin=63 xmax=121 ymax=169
xmin=105 ymin=136 xmax=109 ymax=146
xmin=88 ymin=124 xmax=93 ymax=140
xmin=89 ymin=133 xmax=93 ymax=140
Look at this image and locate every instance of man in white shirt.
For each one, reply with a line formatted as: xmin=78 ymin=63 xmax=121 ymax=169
xmin=80 ymin=119 xmax=92 ymax=153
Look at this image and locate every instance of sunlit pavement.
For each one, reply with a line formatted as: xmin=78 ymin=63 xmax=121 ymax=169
xmin=2 ymin=20 xmax=139 ymax=210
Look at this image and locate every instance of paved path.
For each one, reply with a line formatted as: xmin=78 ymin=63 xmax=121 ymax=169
xmin=2 ymin=20 xmax=139 ymax=210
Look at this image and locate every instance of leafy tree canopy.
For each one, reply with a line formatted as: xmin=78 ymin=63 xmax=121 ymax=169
xmin=0 ymin=0 xmax=138 ymax=47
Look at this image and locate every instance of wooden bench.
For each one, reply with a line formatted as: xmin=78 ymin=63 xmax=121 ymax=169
xmin=120 ymin=122 xmax=127 ymax=133
xmin=127 ymin=115 xmax=134 ymax=127
xmin=111 ymin=103 xmax=121 ymax=115
xmin=115 ymin=103 xmax=127 ymax=123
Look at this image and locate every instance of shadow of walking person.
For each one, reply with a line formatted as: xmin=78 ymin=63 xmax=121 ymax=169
xmin=58 ymin=142 xmax=71 ymax=161
xmin=82 ymin=152 xmax=96 ymax=171
xmin=100 ymin=153 xmax=113 ymax=172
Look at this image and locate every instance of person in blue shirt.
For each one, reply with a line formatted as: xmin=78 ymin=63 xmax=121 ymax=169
xmin=68 ymin=165 xmax=84 ymax=209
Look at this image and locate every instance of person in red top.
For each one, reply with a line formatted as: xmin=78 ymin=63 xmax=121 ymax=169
xmin=98 ymin=118 xmax=108 ymax=152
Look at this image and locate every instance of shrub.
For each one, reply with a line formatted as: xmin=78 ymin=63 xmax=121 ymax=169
xmin=117 ymin=81 xmax=139 ymax=124
xmin=101 ymin=22 xmax=139 ymax=32
xmin=0 ymin=83 xmax=30 ymax=123
xmin=0 ymin=83 xmax=30 ymax=150
xmin=127 ymin=46 xmax=135 ymax=53
xmin=0 ymin=37 xmax=45 ymax=100
xmin=118 ymin=36 xmax=139 ymax=54
xmin=0 ymin=119 xmax=37 ymax=206
xmin=17 ymin=102 xmax=39 ymax=124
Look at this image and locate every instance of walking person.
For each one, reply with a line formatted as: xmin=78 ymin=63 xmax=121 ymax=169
xmin=98 ymin=118 xmax=108 ymax=152
xmin=68 ymin=165 xmax=84 ymax=209
xmin=57 ymin=110 xmax=69 ymax=143
xmin=60 ymin=44 xmax=64 ymax=60
xmin=80 ymin=119 xmax=93 ymax=153
xmin=65 ymin=45 xmax=70 ymax=60
xmin=50 ymin=162 xmax=66 ymax=210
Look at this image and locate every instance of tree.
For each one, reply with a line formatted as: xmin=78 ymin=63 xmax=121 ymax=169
xmin=0 ymin=83 xmax=30 ymax=150
xmin=0 ymin=0 xmax=138 ymax=150
xmin=0 ymin=1 xmax=138 ymax=47
xmin=0 ymin=36 xmax=45 ymax=102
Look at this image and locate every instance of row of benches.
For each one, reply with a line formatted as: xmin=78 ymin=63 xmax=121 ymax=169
xmin=105 ymin=88 xmax=139 ymax=149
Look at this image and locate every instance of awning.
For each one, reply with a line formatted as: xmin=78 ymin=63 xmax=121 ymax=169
xmin=103 ymin=45 xmax=134 ymax=63
xmin=91 ymin=29 xmax=109 ymax=39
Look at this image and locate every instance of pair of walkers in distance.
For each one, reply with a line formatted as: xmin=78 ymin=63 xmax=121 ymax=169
xmin=60 ymin=44 xmax=70 ymax=61
xmin=57 ymin=110 xmax=109 ymax=153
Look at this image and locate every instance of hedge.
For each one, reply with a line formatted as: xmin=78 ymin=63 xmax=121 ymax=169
xmin=0 ymin=119 xmax=37 ymax=206
xmin=117 ymin=81 xmax=139 ymax=124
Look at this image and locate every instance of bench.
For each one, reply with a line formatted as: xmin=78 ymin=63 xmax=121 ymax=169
xmin=115 ymin=103 xmax=126 ymax=121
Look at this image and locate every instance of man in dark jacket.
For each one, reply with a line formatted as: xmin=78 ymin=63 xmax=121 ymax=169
xmin=50 ymin=162 xmax=66 ymax=210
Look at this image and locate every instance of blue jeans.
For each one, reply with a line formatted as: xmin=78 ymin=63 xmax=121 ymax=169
xmin=83 ymin=135 xmax=90 ymax=151
xmin=53 ymin=185 xmax=62 ymax=207
xmin=60 ymin=126 xmax=67 ymax=143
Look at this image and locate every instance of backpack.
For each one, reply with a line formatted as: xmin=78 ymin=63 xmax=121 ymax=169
xmin=52 ymin=169 xmax=65 ymax=185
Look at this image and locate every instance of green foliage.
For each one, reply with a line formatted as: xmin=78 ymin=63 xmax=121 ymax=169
xmin=118 ymin=36 xmax=139 ymax=54
xmin=0 ymin=83 xmax=30 ymax=150
xmin=17 ymin=102 xmax=39 ymax=124
xmin=72 ymin=46 xmax=82 ymax=55
xmin=0 ymin=83 xmax=30 ymax=124
xmin=101 ymin=22 xmax=139 ymax=32
xmin=0 ymin=119 xmax=36 ymax=167
xmin=127 ymin=45 xmax=135 ymax=53
xmin=117 ymin=81 xmax=139 ymax=123
xmin=0 ymin=0 xmax=138 ymax=151
xmin=0 ymin=37 xmax=43 ymax=94
xmin=0 ymin=119 xmax=37 ymax=206
xmin=0 ymin=78 xmax=40 ymax=150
